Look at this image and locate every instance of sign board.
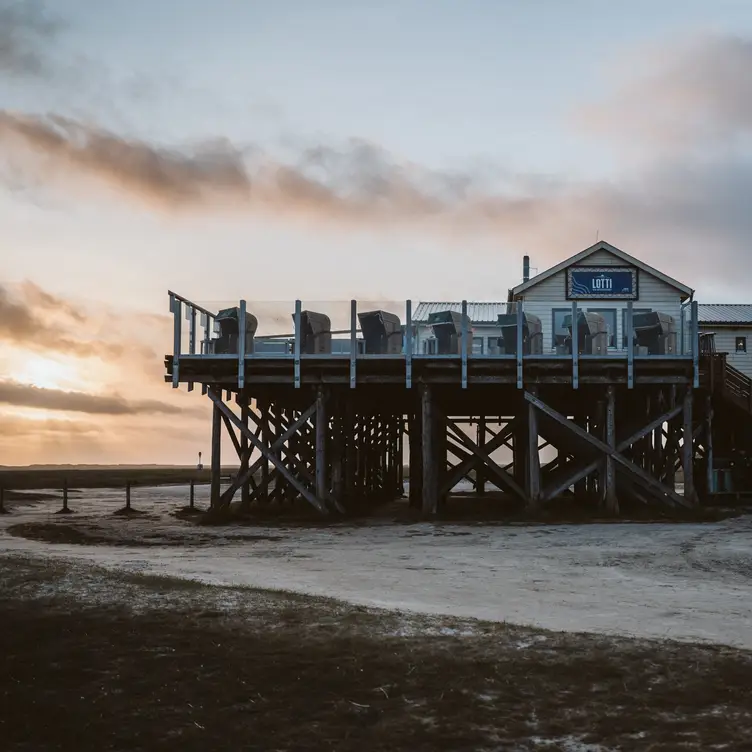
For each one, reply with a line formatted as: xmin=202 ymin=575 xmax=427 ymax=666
xmin=566 ymin=266 xmax=638 ymax=300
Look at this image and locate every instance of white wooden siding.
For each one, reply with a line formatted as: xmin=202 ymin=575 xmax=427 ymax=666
xmin=518 ymin=248 xmax=685 ymax=353
xmin=700 ymin=326 xmax=752 ymax=377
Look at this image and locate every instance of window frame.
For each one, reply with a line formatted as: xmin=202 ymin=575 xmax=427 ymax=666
xmin=585 ymin=307 xmax=617 ymax=349
xmin=735 ymin=336 xmax=747 ymax=353
xmin=551 ymin=307 xmax=571 ymax=348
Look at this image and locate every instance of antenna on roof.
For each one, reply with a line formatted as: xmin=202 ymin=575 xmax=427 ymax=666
xmin=596 ymin=229 xmax=599 ymax=242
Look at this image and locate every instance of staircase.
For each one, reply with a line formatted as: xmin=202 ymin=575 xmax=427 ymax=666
xmin=701 ymin=352 xmax=752 ymax=500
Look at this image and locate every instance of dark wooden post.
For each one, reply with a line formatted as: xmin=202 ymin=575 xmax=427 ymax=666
xmin=189 ymin=479 xmax=195 ymax=510
xmin=210 ymin=395 xmax=222 ymax=509
xmin=125 ymin=481 xmax=131 ymax=511
xmin=683 ymin=387 xmax=698 ymax=506
xmin=421 ymin=383 xmax=437 ymax=515
xmin=57 ymin=477 xmax=72 ymax=514
xmin=705 ymin=393 xmax=714 ymax=499
xmin=436 ymin=409 xmax=448 ymax=509
xmin=573 ymin=410 xmax=587 ymax=499
xmin=0 ymin=485 xmax=6 ymax=514
xmin=240 ymin=395 xmax=251 ymax=508
xmin=397 ymin=418 xmax=405 ymax=497
xmin=408 ymin=407 xmax=423 ymax=509
xmin=514 ymin=409 xmax=528 ymax=490
xmin=666 ymin=385 xmax=677 ymax=491
xmin=316 ymin=387 xmax=328 ymax=505
xmin=260 ymin=401 xmax=271 ymax=504
xmin=331 ymin=397 xmax=345 ymax=507
xmin=603 ymin=385 xmax=619 ymax=514
xmin=476 ymin=417 xmax=486 ymax=495
xmin=526 ymin=387 xmax=540 ymax=509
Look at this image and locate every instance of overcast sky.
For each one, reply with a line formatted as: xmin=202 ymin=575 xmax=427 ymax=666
xmin=2 ymin=0 xmax=752 ymax=465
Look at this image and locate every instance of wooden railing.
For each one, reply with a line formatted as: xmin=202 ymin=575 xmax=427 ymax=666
xmin=724 ymin=360 xmax=752 ymax=409
xmin=704 ymin=353 xmax=752 ymax=413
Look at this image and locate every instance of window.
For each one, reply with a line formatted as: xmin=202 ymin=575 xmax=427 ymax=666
xmin=586 ymin=308 xmax=617 ymax=349
xmin=622 ymin=308 xmax=652 ymax=348
xmin=423 ymin=338 xmax=437 ymax=354
xmin=472 ymin=337 xmax=484 ymax=355
xmin=736 ymin=336 xmax=747 ymax=353
xmin=552 ymin=308 xmax=571 ymax=348
xmin=487 ymin=335 xmax=499 ymax=353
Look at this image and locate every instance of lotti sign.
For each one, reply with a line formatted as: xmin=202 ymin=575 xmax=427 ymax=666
xmin=566 ymin=266 xmax=638 ymax=300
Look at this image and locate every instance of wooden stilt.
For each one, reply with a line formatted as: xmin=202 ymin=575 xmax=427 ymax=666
xmin=316 ymin=386 xmax=328 ymax=506
xmin=210 ymin=396 xmax=222 ymax=509
xmin=189 ymin=479 xmax=195 ymax=509
xmin=240 ymin=395 xmax=250 ymax=509
xmin=527 ymin=387 xmax=541 ymax=509
xmin=421 ymin=384 xmax=437 ymax=515
xmin=705 ymin=393 xmax=714 ymax=498
xmin=476 ymin=417 xmax=486 ymax=495
xmin=0 ymin=485 xmax=5 ymax=514
xmin=409 ymin=406 xmax=423 ymax=508
xmin=603 ymin=385 xmax=619 ymax=514
xmin=125 ymin=481 xmax=131 ymax=511
xmin=683 ymin=387 xmax=698 ymax=506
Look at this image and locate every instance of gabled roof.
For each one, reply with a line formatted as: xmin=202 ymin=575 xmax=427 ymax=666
xmin=412 ymin=302 xmax=506 ymax=324
xmin=510 ymin=240 xmax=693 ymax=299
xmin=698 ymin=304 xmax=752 ymax=325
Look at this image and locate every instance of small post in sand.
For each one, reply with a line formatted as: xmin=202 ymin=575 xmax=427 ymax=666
xmin=57 ymin=478 xmax=73 ymax=514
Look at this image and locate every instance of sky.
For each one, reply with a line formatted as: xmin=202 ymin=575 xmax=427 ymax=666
xmin=2 ymin=0 xmax=752 ymax=465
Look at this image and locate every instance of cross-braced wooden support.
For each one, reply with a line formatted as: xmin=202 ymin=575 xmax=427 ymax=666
xmin=205 ymin=387 xmax=404 ymax=515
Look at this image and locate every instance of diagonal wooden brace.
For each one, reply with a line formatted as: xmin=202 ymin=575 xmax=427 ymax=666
xmin=441 ymin=419 xmax=519 ymax=497
xmin=443 ymin=416 xmax=526 ymax=499
xmin=526 ymin=391 xmax=690 ymax=508
xmin=208 ymin=390 xmax=327 ymax=514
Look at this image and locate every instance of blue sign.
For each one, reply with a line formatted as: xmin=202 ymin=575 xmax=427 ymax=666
xmin=567 ymin=266 xmax=638 ymax=300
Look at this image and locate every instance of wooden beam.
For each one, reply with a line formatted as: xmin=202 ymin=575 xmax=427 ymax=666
xmin=316 ymin=387 xmax=328 ymax=503
xmin=220 ymin=412 xmax=242 ymax=459
xmin=421 ymin=383 xmax=437 ymax=515
xmin=476 ymin=416 xmax=486 ymax=495
xmin=603 ymin=384 xmax=619 ymax=514
xmin=210 ymin=397 xmax=222 ymax=508
xmin=527 ymin=386 xmax=541 ymax=508
xmin=683 ymin=387 xmax=698 ymax=506
xmin=444 ymin=417 xmax=526 ymax=499
xmin=525 ymin=390 xmax=689 ymax=507
xmin=240 ymin=396 xmax=250 ymax=508
xmin=706 ymin=393 xmax=714 ymax=496
xmin=208 ymin=390 xmax=327 ymax=513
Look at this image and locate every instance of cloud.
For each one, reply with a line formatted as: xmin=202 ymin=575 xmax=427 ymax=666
xmin=580 ymin=34 xmax=752 ymax=152
xmin=0 ymin=0 xmax=60 ymax=79
xmin=0 ymin=282 xmax=162 ymax=362
xmin=0 ymin=282 xmax=125 ymax=358
xmin=1 ymin=32 xmax=752 ymax=292
xmin=0 ymin=379 xmax=195 ymax=415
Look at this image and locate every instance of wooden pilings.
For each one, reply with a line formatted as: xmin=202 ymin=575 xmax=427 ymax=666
xmin=200 ymin=379 xmax=709 ymax=518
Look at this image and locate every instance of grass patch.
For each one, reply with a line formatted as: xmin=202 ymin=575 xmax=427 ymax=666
xmin=0 ymin=556 xmax=750 ymax=751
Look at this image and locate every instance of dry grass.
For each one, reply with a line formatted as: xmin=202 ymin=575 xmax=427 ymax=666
xmin=1 ymin=556 xmax=751 ymax=751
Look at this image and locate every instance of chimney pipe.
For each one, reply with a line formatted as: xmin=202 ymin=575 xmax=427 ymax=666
xmin=523 ymin=255 xmax=530 ymax=283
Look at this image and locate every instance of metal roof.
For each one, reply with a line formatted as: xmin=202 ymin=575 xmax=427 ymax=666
xmin=698 ymin=304 xmax=752 ymax=325
xmin=412 ymin=302 xmax=507 ymax=324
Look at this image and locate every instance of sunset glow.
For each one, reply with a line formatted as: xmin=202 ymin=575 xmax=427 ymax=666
xmin=12 ymin=355 xmax=86 ymax=391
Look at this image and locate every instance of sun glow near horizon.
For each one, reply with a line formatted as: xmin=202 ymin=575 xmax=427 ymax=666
xmin=10 ymin=354 xmax=91 ymax=392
